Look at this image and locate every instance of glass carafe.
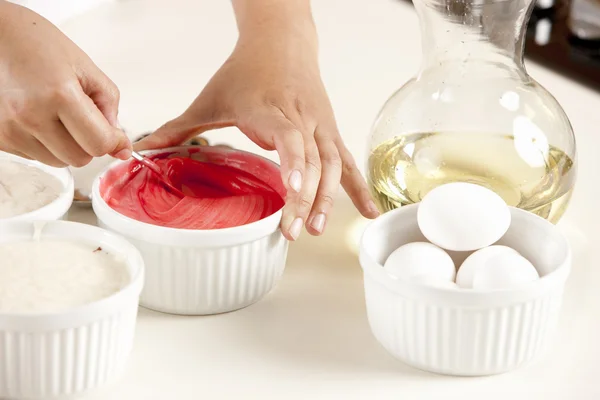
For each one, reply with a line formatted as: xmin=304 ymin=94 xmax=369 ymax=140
xmin=367 ymin=0 xmax=576 ymax=223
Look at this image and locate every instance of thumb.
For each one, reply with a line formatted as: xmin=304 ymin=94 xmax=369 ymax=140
xmin=134 ymin=116 xmax=197 ymax=152
xmin=134 ymin=98 xmax=234 ymax=152
xmin=109 ymin=129 xmax=133 ymax=160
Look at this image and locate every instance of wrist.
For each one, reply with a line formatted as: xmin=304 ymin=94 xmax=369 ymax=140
xmin=232 ymin=0 xmax=318 ymax=48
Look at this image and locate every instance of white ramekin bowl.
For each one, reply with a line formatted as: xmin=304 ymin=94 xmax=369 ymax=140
xmin=0 ymin=152 xmax=74 ymax=222
xmin=92 ymin=146 xmax=289 ymax=315
xmin=359 ymin=204 xmax=571 ymax=376
xmin=0 ymin=220 xmax=144 ymax=399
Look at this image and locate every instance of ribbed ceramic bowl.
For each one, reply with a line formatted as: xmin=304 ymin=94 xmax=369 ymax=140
xmin=92 ymin=146 xmax=289 ymax=315
xmin=0 ymin=221 xmax=144 ymax=399
xmin=359 ymin=204 xmax=571 ymax=376
xmin=0 ymin=152 xmax=74 ymax=222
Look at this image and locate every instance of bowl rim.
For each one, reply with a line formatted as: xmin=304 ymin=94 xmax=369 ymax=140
xmin=91 ymin=145 xmax=284 ymax=247
xmin=359 ymin=204 xmax=572 ymax=305
xmin=0 ymin=220 xmax=144 ymax=331
xmin=0 ymin=152 xmax=74 ymax=222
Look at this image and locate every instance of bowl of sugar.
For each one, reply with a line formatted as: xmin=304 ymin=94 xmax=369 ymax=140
xmin=359 ymin=183 xmax=571 ymax=376
xmin=92 ymin=145 xmax=288 ymax=315
xmin=0 ymin=220 xmax=144 ymax=399
xmin=0 ymin=152 xmax=74 ymax=222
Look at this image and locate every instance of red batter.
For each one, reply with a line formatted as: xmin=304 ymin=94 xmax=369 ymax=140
xmin=100 ymin=148 xmax=285 ymax=229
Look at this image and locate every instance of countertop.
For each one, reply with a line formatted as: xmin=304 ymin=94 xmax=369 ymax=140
xmin=61 ymin=0 xmax=600 ymax=398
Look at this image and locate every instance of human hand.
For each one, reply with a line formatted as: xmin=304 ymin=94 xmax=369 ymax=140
xmin=0 ymin=1 xmax=131 ymax=167
xmin=136 ymin=3 xmax=379 ymax=241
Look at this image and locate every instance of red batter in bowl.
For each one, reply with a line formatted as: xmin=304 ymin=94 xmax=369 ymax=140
xmin=99 ymin=147 xmax=285 ymax=230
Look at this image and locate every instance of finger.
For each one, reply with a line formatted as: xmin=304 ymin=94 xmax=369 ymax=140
xmin=77 ymin=62 xmax=120 ymax=127
xmin=306 ymin=131 xmax=342 ymax=236
xmin=0 ymin=145 xmax=32 ymax=161
xmin=8 ymin=150 xmax=32 ymax=160
xmin=31 ymin=121 xmax=93 ymax=168
xmin=270 ymin=125 xmax=306 ymax=196
xmin=239 ymin=113 xmax=307 ymax=241
xmin=0 ymin=135 xmax=22 ymax=158
xmin=135 ymin=99 xmax=234 ymax=152
xmin=3 ymin=132 xmax=66 ymax=167
xmin=286 ymin=134 xmax=321 ymax=240
xmin=337 ymin=140 xmax=380 ymax=219
xmin=134 ymin=117 xmax=207 ymax=151
xmin=56 ymin=85 xmax=131 ymax=160
xmin=239 ymin=113 xmax=305 ymax=195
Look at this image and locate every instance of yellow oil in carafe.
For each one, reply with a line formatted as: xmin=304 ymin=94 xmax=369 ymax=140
xmin=367 ymin=132 xmax=575 ymax=223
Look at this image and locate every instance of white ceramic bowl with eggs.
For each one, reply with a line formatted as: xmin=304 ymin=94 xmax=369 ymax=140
xmin=0 ymin=151 xmax=74 ymax=222
xmin=0 ymin=220 xmax=144 ymax=399
xmin=359 ymin=203 xmax=571 ymax=376
xmin=92 ymin=146 xmax=289 ymax=316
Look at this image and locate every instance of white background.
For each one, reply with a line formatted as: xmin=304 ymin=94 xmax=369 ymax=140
xmin=56 ymin=0 xmax=600 ymax=398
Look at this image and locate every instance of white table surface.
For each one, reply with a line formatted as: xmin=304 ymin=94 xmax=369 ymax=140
xmin=59 ymin=0 xmax=600 ymax=398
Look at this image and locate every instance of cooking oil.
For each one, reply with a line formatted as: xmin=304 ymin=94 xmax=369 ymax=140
xmin=367 ymin=132 xmax=575 ymax=223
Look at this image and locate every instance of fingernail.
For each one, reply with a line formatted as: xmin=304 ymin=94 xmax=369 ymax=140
xmin=289 ymin=217 xmax=303 ymax=240
xmin=114 ymin=148 xmax=132 ymax=160
xmin=288 ymin=170 xmax=302 ymax=193
xmin=368 ymin=200 xmax=380 ymax=216
xmin=311 ymin=213 xmax=326 ymax=233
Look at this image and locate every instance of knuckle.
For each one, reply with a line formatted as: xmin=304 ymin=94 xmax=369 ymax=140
xmin=51 ymin=82 xmax=79 ymax=104
xmin=322 ymin=152 xmax=342 ymax=169
xmin=284 ymin=127 xmax=305 ymax=142
xmin=287 ymin=127 xmax=303 ymax=137
xmin=70 ymin=154 xmax=93 ymax=168
xmin=342 ymin=158 xmax=358 ymax=176
xmin=87 ymin=148 xmax=105 ymax=157
xmin=289 ymin=154 xmax=305 ymax=168
xmin=0 ymin=95 xmax=25 ymax=123
xmin=294 ymin=98 xmax=308 ymax=116
xmin=305 ymin=156 xmax=322 ymax=174
xmin=105 ymin=81 xmax=120 ymax=104
xmin=263 ymin=94 xmax=284 ymax=111
xmin=47 ymin=159 xmax=68 ymax=168
xmin=320 ymin=194 xmax=335 ymax=207
xmin=90 ymin=136 xmax=117 ymax=156
xmin=298 ymin=197 xmax=313 ymax=213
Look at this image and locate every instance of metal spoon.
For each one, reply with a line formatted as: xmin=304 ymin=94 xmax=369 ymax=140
xmin=131 ymin=151 xmax=185 ymax=197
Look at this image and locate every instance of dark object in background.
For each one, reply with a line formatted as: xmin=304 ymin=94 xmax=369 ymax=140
xmin=397 ymin=0 xmax=600 ymax=92
xmin=528 ymin=0 xmax=600 ymax=90
xmin=132 ymin=133 xmax=234 ymax=149
xmin=133 ymin=133 xmax=210 ymax=146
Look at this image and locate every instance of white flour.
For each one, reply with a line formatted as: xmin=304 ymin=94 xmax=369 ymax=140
xmin=0 ymin=160 xmax=63 ymax=218
xmin=0 ymin=238 xmax=130 ymax=313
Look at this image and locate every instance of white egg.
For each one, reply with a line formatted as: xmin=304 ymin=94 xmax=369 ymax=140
xmin=472 ymin=253 xmax=539 ymax=290
xmin=417 ymin=182 xmax=511 ymax=251
xmin=456 ymin=245 xmax=539 ymax=290
xmin=456 ymin=245 xmax=518 ymax=288
xmin=384 ymin=242 xmax=456 ymax=283
xmin=411 ymin=274 xmax=460 ymax=289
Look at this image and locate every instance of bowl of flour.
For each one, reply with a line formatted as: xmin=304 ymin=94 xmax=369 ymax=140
xmin=0 ymin=220 xmax=144 ymax=398
xmin=0 ymin=152 xmax=74 ymax=221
